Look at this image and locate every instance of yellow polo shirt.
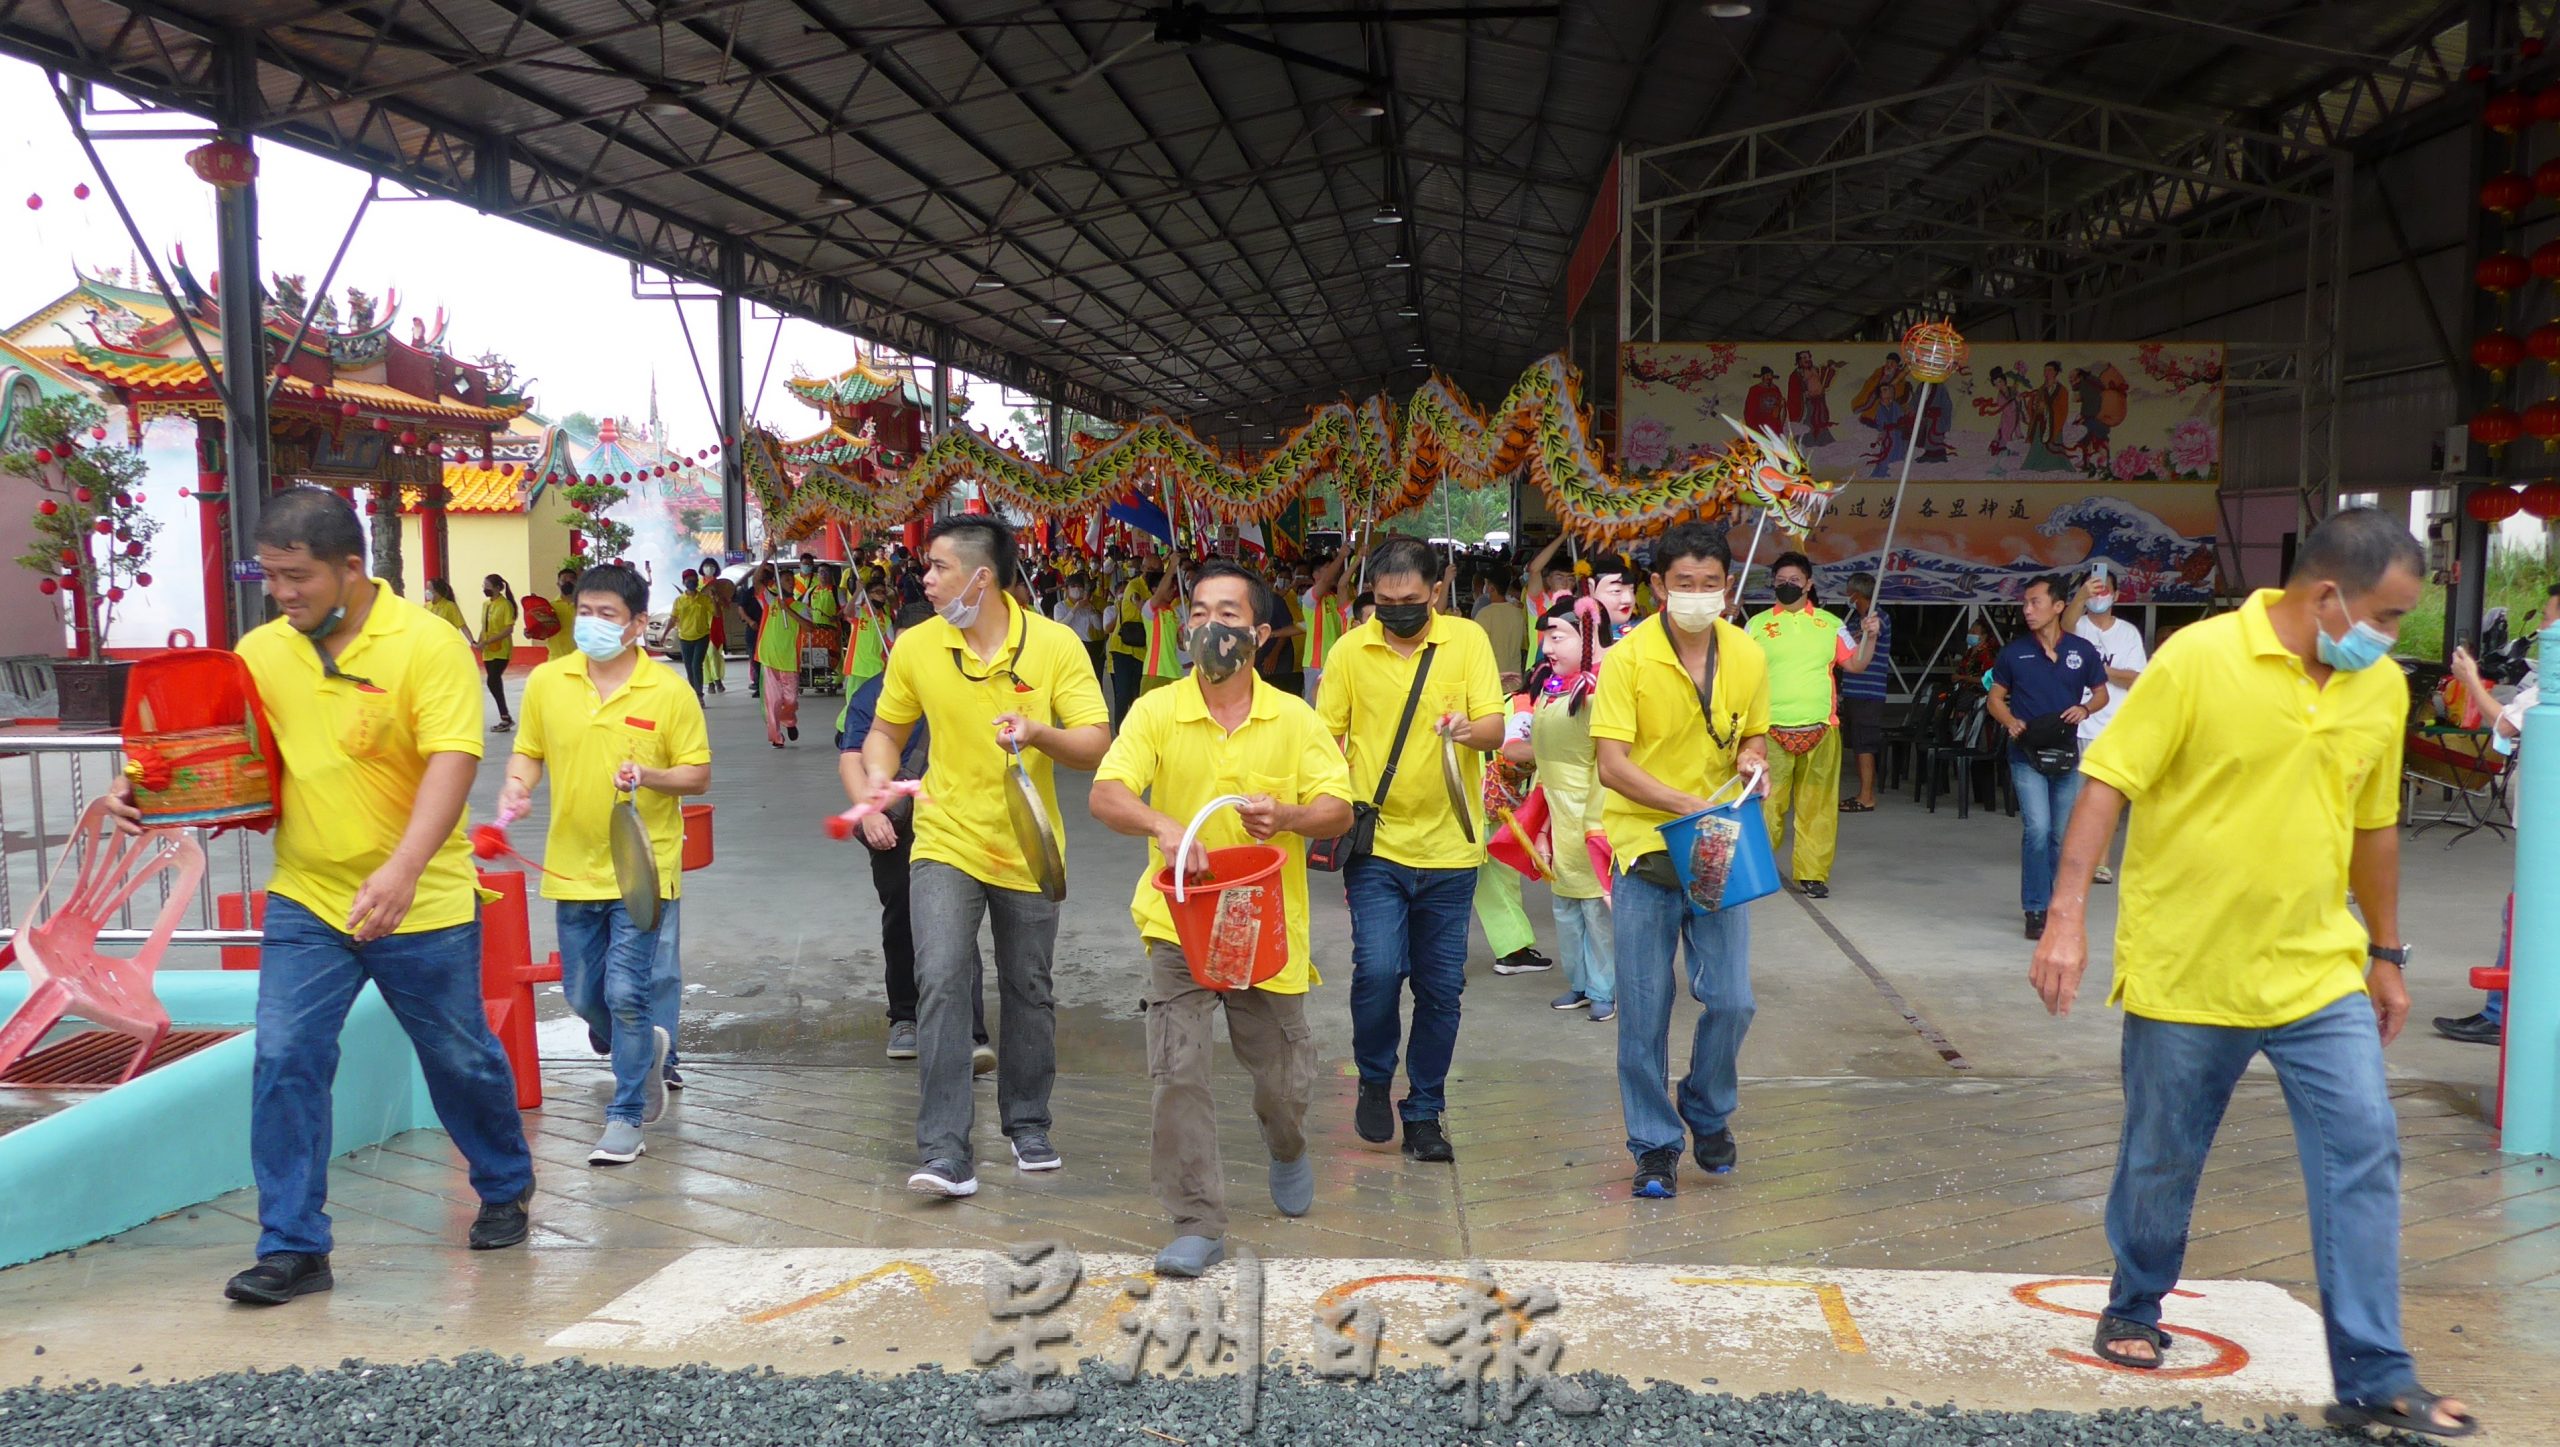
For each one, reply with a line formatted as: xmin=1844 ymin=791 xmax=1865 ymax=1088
xmin=1589 ymin=614 xmax=1771 ymax=865
xmin=672 ymin=590 xmax=716 ymax=642
xmin=1108 ymin=580 xmax=1149 ymax=660
xmin=236 ymin=581 xmax=484 ymax=934
xmin=1313 ymin=611 xmax=1507 ymax=870
xmin=1095 ymin=673 xmax=1353 ymax=993
xmin=513 ymin=651 xmax=712 ymax=903
xmin=875 ymin=593 xmax=1110 ymax=892
xmin=2080 ymin=590 xmax=2405 ymax=1028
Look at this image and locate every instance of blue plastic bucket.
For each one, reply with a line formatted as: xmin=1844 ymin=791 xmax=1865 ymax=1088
xmin=1657 ymin=774 xmax=1779 ymax=916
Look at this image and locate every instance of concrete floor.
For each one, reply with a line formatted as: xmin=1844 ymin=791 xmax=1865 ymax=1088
xmin=0 ymin=679 xmax=2549 ymax=1433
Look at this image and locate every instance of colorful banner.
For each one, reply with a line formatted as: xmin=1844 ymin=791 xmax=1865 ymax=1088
xmin=1625 ymin=341 xmax=2226 ymax=603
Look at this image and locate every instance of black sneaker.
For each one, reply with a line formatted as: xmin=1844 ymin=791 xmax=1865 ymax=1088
xmin=1401 ymin=1117 xmax=1455 ymax=1163
xmin=1632 ymin=1147 xmax=1680 ymax=1200
xmin=786 ymin=725 xmax=799 ymax=742
xmin=1693 ymin=1128 xmax=1737 ymax=1175
xmin=1355 ymin=1081 xmax=1394 ymax=1143
xmin=2434 ymin=1012 xmax=2504 ymax=1046
xmin=1799 ymin=879 xmax=1830 ymax=899
xmin=1492 ymin=948 xmax=1555 ymax=976
xmin=224 ymin=1252 xmax=332 ymax=1306
xmin=468 ymin=1181 xmax=535 ymax=1250
xmin=2023 ymin=910 xmax=2047 ymax=941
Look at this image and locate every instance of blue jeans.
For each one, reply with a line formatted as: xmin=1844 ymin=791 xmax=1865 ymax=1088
xmin=1611 ymin=866 xmax=1754 ymax=1159
xmin=2486 ymin=894 xmax=2512 ymax=1027
xmin=253 ymin=896 xmax=534 ymax=1258
xmin=1343 ymin=855 xmax=1474 ymax=1122
xmin=2009 ymin=758 xmax=2085 ymax=913
xmin=2106 ymin=994 xmax=2414 ymax=1405
xmin=651 ymin=901 xmax=684 ymax=1070
xmin=677 ymin=636 xmax=709 ymax=695
xmin=557 ymin=897 xmax=675 ymax=1124
xmin=1552 ymin=893 xmax=1614 ymax=1005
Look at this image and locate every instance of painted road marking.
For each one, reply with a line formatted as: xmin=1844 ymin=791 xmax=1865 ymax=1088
xmin=549 ymin=1250 xmax=2331 ymax=1410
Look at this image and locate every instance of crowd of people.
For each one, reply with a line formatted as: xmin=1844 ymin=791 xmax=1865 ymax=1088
xmin=105 ymin=489 xmax=2485 ymax=1437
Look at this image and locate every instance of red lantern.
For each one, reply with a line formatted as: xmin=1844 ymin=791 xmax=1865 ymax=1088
xmin=36 ymin=578 xmax=56 ymax=596
xmin=2524 ymin=480 xmax=2560 ymax=519
xmin=73 ymin=487 xmax=92 ymax=504
xmin=2480 ymin=252 xmax=2531 ymax=294
xmin=2483 ymin=172 xmax=2534 ymax=216
xmin=398 ymin=430 xmax=418 ymax=446
xmin=2531 ymin=324 xmax=2560 ymax=363
xmin=183 ymin=138 xmax=258 ymax=189
xmin=373 ymin=418 xmax=391 ymax=432
xmin=2471 ymin=403 xmax=2525 ymax=455
xmin=55 ymin=549 xmax=75 ymax=566
xmin=31 ymin=447 xmax=51 ymax=465
xmin=2476 ymin=331 xmax=2526 ymax=378
xmin=2466 ymin=485 xmax=2525 ymax=522
xmin=341 ymin=401 xmax=360 ymax=418
xmin=136 ymin=573 xmax=153 ymax=588
xmin=2488 ymin=90 xmax=2533 ymax=134
xmin=88 ymin=426 xmax=105 ymax=441
xmin=178 ymin=487 xmax=191 ymax=499
xmin=37 ymin=500 xmax=56 ymax=516
xmin=106 ymin=587 xmax=124 ymax=603
xmin=2526 ymin=399 xmax=2560 ymax=449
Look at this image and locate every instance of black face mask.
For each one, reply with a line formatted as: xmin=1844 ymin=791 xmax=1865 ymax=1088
xmin=1375 ymin=601 xmax=1431 ymax=639
xmin=1773 ymin=581 xmax=1806 ymax=606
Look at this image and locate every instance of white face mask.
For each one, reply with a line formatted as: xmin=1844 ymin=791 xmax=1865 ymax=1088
xmin=1664 ymin=589 xmax=1725 ymax=632
xmin=937 ymin=569 xmax=988 ymax=629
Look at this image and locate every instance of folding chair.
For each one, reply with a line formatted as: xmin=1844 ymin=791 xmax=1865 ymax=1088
xmin=0 ymin=799 xmax=207 ymax=1085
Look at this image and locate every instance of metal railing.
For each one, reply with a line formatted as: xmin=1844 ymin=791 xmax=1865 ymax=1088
xmin=0 ymin=728 xmax=263 ymax=950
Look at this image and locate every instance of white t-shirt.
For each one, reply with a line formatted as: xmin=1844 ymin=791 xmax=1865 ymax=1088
xmin=1053 ymin=598 xmax=1104 ymax=643
xmin=2072 ymin=614 xmax=2149 ymax=744
xmin=2501 ymin=683 xmax=2537 ymax=813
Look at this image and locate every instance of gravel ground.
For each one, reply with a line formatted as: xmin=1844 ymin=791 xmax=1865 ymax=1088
xmin=0 ymin=1354 xmax=2366 ymax=1445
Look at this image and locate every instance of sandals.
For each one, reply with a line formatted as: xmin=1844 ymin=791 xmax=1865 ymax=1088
xmin=2091 ymin=1314 xmax=2172 ymax=1370
xmin=1839 ymin=800 xmax=1875 ymax=813
xmin=2324 ymin=1391 xmax=2480 ymax=1439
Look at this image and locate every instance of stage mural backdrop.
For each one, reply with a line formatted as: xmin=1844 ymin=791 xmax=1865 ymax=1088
xmin=1619 ymin=341 xmax=2226 ymax=604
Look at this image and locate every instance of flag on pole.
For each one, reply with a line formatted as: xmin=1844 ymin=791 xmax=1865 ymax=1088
xmin=1106 ymin=489 xmax=1173 ymax=544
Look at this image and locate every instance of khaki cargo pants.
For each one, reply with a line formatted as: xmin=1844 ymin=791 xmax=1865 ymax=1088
xmin=1143 ymin=941 xmax=1316 ymax=1238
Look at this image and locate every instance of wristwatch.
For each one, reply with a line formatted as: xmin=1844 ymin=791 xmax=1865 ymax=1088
xmin=2368 ymin=943 xmax=2412 ymax=968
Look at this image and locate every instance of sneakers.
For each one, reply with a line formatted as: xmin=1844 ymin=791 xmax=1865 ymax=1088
xmin=1010 ymin=1132 xmax=1062 ymax=1172
xmin=2024 ymin=910 xmax=2047 ymax=941
xmin=786 ymin=725 xmax=799 ymax=742
xmin=589 ymin=1119 xmax=646 ymax=1165
xmin=1799 ymin=879 xmax=1831 ymax=900
xmin=1354 ymin=1081 xmax=1394 ymax=1143
xmin=907 ymin=1159 xmax=978 ymax=1197
xmin=641 ymin=1026 xmax=672 ymax=1125
xmin=1492 ymin=947 xmax=1555 ymax=975
xmin=1269 ymin=1154 xmax=1314 ymax=1217
xmin=2434 ymin=1012 xmax=2503 ymax=1046
xmin=1155 ymin=1235 xmax=1225 ymax=1278
xmin=469 ymin=1182 xmax=535 ymax=1250
xmin=1632 ymin=1147 xmax=1680 ymax=1200
xmin=492 ymin=719 xmax=514 ymax=733
xmin=972 ymin=1042 xmax=997 ymax=1077
xmin=886 ymin=1020 xmax=919 ymax=1060
xmin=663 ymin=1067 xmax=685 ymax=1092
xmin=1401 ymin=1117 xmax=1454 ymax=1163
xmin=1693 ymin=1128 xmax=1737 ymax=1176
xmin=1589 ymin=1000 xmax=1617 ymax=1023
xmin=223 ymin=1252 xmax=333 ymax=1306
xmin=1550 ymin=990 xmax=1590 ymax=1011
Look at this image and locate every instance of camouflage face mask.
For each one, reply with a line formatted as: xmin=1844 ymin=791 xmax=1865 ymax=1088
xmin=1184 ymin=620 xmax=1258 ymax=682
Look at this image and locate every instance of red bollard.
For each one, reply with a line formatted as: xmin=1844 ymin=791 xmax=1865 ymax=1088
xmin=2473 ymin=964 xmax=2511 ymax=1127
xmin=216 ymin=891 xmax=267 ymax=970
xmin=477 ymin=868 xmax=562 ymax=1110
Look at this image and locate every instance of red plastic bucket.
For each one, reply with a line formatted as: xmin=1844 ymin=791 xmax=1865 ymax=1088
xmin=1153 ymin=844 xmax=1290 ymax=991
xmin=681 ymin=803 xmax=715 ymax=871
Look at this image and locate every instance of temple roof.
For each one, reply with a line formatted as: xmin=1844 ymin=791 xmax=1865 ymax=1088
xmin=779 ymin=421 xmax=876 ymax=468
xmin=55 ymin=344 xmax=527 ymax=428
xmin=1 ymin=270 xmax=176 ymax=348
xmin=784 ymin=358 xmax=959 ymax=417
xmin=405 ymin=423 xmax=579 ymax=515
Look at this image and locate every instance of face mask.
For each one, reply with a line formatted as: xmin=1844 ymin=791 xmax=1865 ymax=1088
xmin=1184 ymin=621 xmax=1257 ymax=682
xmin=1375 ymin=601 xmax=1432 ymax=639
xmin=2085 ymin=595 xmax=2113 ymax=615
xmin=573 ymin=615 xmax=631 ymax=662
xmin=2315 ymin=590 xmax=2394 ymax=673
xmin=1772 ymin=581 xmax=1806 ymax=606
xmin=938 ymin=569 xmax=988 ymax=630
xmin=1664 ymin=589 xmax=1725 ymax=632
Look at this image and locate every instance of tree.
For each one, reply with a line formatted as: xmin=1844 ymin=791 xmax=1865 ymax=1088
xmin=556 ymin=410 xmax=602 ymax=444
xmin=557 ymin=476 xmax=633 ymax=573
xmin=4 ymin=396 xmax=157 ymax=662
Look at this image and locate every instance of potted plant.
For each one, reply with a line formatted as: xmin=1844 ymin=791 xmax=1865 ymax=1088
xmin=4 ymin=396 xmax=157 ymax=727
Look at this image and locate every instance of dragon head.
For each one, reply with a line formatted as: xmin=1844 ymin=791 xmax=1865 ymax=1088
xmin=1718 ymin=415 xmax=1838 ymax=536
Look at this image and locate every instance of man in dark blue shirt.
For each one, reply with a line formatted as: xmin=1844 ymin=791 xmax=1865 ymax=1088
xmin=1988 ymin=574 xmax=2110 ymax=941
xmin=837 ymin=603 xmax=989 ymax=1068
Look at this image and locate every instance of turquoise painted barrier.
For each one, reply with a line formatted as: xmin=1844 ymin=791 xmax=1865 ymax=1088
xmin=2508 ymin=629 xmax=2557 ymax=1157
xmin=0 ymin=970 xmax=441 ymax=1268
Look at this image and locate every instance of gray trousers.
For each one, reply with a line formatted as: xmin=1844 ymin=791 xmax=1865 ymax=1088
xmin=1144 ymin=941 xmax=1315 ymax=1237
xmin=910 ymin=859 xmax=1060 ymax=1170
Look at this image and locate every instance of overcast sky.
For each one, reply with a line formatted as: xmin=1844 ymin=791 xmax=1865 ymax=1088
xmin=0 ymin=56 xmax=1033 ymax=443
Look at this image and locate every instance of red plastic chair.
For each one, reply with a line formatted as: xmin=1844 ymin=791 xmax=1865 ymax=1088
xmin=0 ymin=800 xmax=206 ymax=1085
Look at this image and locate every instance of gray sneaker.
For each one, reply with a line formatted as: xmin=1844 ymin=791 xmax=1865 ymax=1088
xmin=1011 ymin=1132 xmax=1062 ymax=1171
xmin=886 ymin=1021 xmax=919 ymax=1060
xmin=906 ymin=1159 xmax=977 ymax=1197
xmin=588 ymin=1119 xmax=645 ymax=1165
xmin=640 ymin=1026 xmax=671 ymax=1124
xmin=971 ymin=1042 xmax=997 ymax=1077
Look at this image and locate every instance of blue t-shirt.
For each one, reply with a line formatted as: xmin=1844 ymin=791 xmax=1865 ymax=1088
xmin=1991 ymin=632 xmax=2106 ymax=759
xmin=839 ymin=674 xmax=930 ymax=770
xmin=1840 ymin=607 xmax=1891 ymax=701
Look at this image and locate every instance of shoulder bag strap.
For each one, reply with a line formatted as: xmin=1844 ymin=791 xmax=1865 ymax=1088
xmin=1369 ymin=643 xmax=1439 ymax=807
xmin=1687 ymin=621 xmax=1737 ymax=749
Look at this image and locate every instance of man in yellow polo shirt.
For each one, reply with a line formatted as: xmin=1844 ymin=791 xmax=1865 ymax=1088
xmin=1593 ymin=521 xmax=1770 ymax=1201
xmin=1745 ymin=551 xmax=1877 ymax=899
xmin=858 ymin=515 xmax=1111 ymax=1198
xmin=1107 ymin=556 xmax=1153 ymax=728
xmin=2029 ymin=510 xmax=2475 ymax=1437
xmin=1091 ymin=560 xmax=1353 ymax=1278
xmin=500 ymin=563 xmax=712 ymax=1168
xmin=671 ymin=567 xmax=717 ymax=698
xmin=1314 ymin=533 xmax=1508 ymax=1164
xmin=108 ymin=488 xmax=535 ymax=1307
